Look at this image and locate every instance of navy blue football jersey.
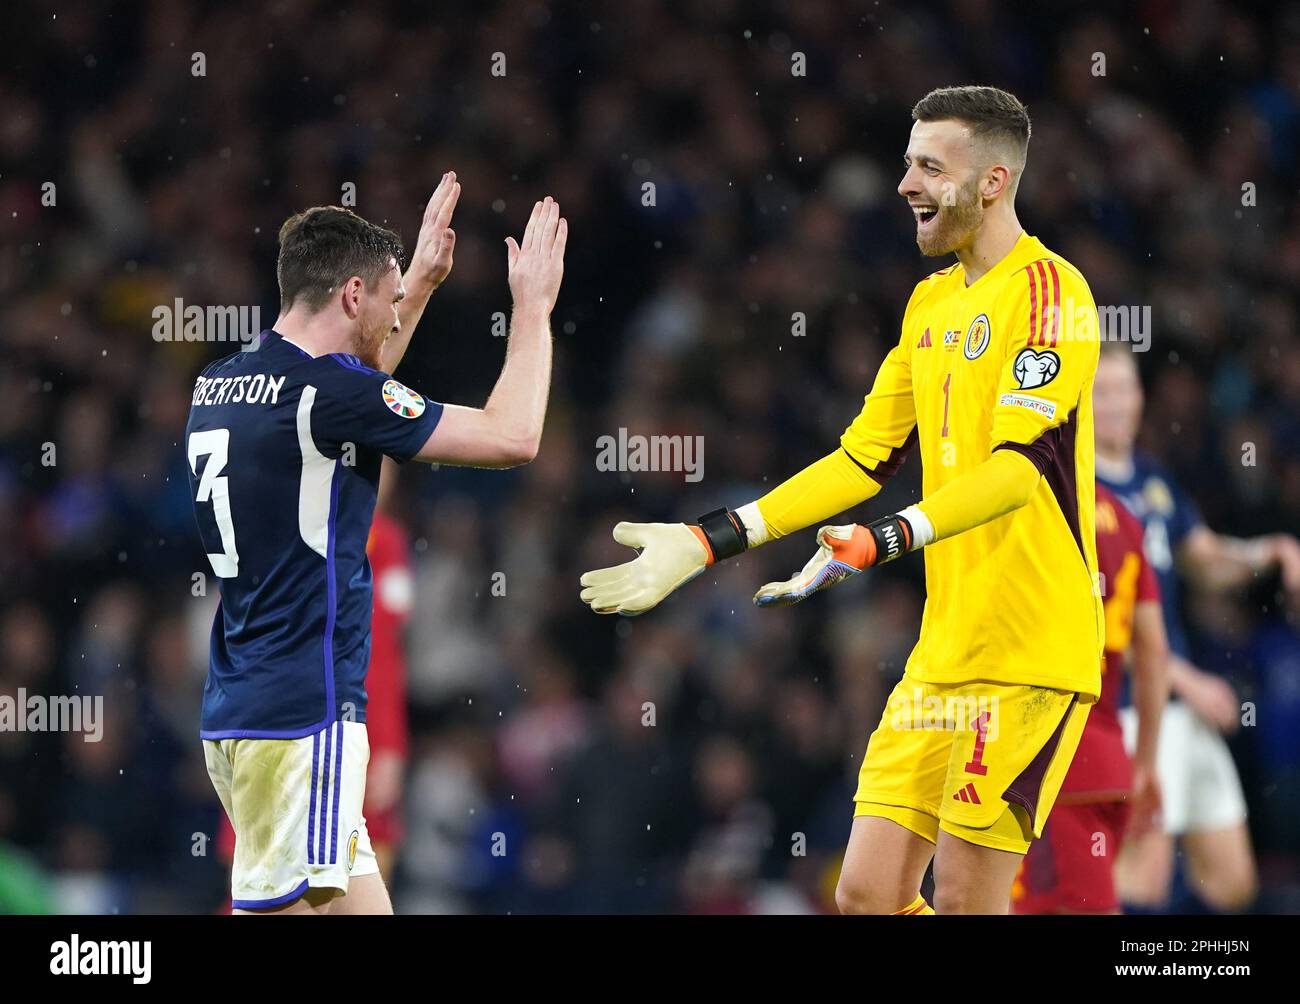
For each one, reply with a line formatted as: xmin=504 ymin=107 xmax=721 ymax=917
xmin=185 ymin=329 xmax=443 ymax=738
xmin=1096 ymin=451 xmax=1204 ymax=658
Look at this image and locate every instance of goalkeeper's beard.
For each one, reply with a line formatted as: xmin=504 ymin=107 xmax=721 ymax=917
xmin=916 ymin=184 xmax=983 ymax=257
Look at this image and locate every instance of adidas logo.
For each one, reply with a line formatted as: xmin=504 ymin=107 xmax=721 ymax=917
xmin=917 ymin=328 xmax=932 ymax=349
xmin=952 ymin=782 xmax=981 ymax=805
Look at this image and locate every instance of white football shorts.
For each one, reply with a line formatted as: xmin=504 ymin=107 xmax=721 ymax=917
xmin=1120 ymin=701 xmax=1247 ymax=836
xmin=203 ymin=720 xmax=377 ymax=909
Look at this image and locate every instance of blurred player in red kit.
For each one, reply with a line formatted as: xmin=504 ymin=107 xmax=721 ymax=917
xmin=362 ymin=459 xmax=413 ymax=876
xmin=1012 ymin=483 xmax=1169 ymax=913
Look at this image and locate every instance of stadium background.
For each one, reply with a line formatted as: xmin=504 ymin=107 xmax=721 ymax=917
xmin=1 ymin=0 xmax=1298 ymax=913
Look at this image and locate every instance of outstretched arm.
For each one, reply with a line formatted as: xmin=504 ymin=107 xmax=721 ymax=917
xmin=414 ymin=197 xmax=567 ymax=469
xmin=579 ymin=323 xmax=918 ymax=615
xmin=1180 ymin=526 xmax=1300 ymax=596
xmin=752 ymin=448 xmax=1038 ymax=605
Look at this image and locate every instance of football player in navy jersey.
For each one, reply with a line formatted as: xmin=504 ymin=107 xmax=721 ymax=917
xmin=186 ymin=174 xmax=568 ymax=914
xmin=1093 ymin=342 xmax=1300 ymax=912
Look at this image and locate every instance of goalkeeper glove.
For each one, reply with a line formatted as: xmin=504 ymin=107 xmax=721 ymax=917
xmin=580 ymin=508 xmax=748 ymax=616
xmin=752 ymin=513 xmax=919 ymax=607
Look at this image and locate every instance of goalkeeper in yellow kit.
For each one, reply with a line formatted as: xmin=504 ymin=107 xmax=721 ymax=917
xmin=580 ymin=85 xmax=1103 ymax=915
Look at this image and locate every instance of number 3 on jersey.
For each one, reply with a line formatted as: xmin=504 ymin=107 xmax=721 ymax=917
xmin=189 ymin=428 xmax=240 ymax=578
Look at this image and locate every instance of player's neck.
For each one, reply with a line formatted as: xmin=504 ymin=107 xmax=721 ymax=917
xmin=273 ymin=309 xmax=353 ymax=358
xmin=956 ymin=209 xmax=1023 ymax=286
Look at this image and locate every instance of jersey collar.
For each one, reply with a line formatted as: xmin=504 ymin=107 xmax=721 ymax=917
xmin=957 ymin=231 xmax=1042 ymax=291
xmin=263 ymin=328 xmax=315 ymax=359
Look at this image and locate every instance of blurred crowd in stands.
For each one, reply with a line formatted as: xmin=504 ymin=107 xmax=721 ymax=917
xmin=1 ymin=0 xmax=1298 ymax=913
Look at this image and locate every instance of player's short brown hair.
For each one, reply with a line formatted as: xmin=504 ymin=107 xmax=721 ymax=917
xmin=276 ymin=206 xmax=404 ymax=313
xmin=912 ymin=85 xmax=1031 ymax=166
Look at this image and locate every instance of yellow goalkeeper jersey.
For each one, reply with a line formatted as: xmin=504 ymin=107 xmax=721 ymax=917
xmin=841 ymin=232 xmax=1104 ymax=697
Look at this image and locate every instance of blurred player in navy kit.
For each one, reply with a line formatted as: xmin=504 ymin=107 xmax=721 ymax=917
xmin=186 ymin=174 xmax=568 ymax=914
xmin=1094 ymin=342 xmax=1300 ymax=912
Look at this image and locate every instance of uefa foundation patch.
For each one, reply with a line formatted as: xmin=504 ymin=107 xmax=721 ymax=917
xmin=382 ymin=379 xmax=426 ymax=418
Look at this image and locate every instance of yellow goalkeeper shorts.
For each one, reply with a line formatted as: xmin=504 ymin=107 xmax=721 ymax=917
xmin=853 ymin=675 xmax=1092 ymax=855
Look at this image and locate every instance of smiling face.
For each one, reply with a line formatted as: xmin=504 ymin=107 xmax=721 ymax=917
xmin=898 ymin=118 xmax=988 ymax=257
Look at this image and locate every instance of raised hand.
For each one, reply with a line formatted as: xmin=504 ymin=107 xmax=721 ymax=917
xmin=407 ymin=171 xmax=461 ymax=292
xmin=505 ymin=196 xmax=567 ymax=316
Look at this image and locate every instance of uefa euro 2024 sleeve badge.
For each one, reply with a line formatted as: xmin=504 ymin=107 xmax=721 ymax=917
xmin=381 ymin=378 xmax=426 ymax=419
